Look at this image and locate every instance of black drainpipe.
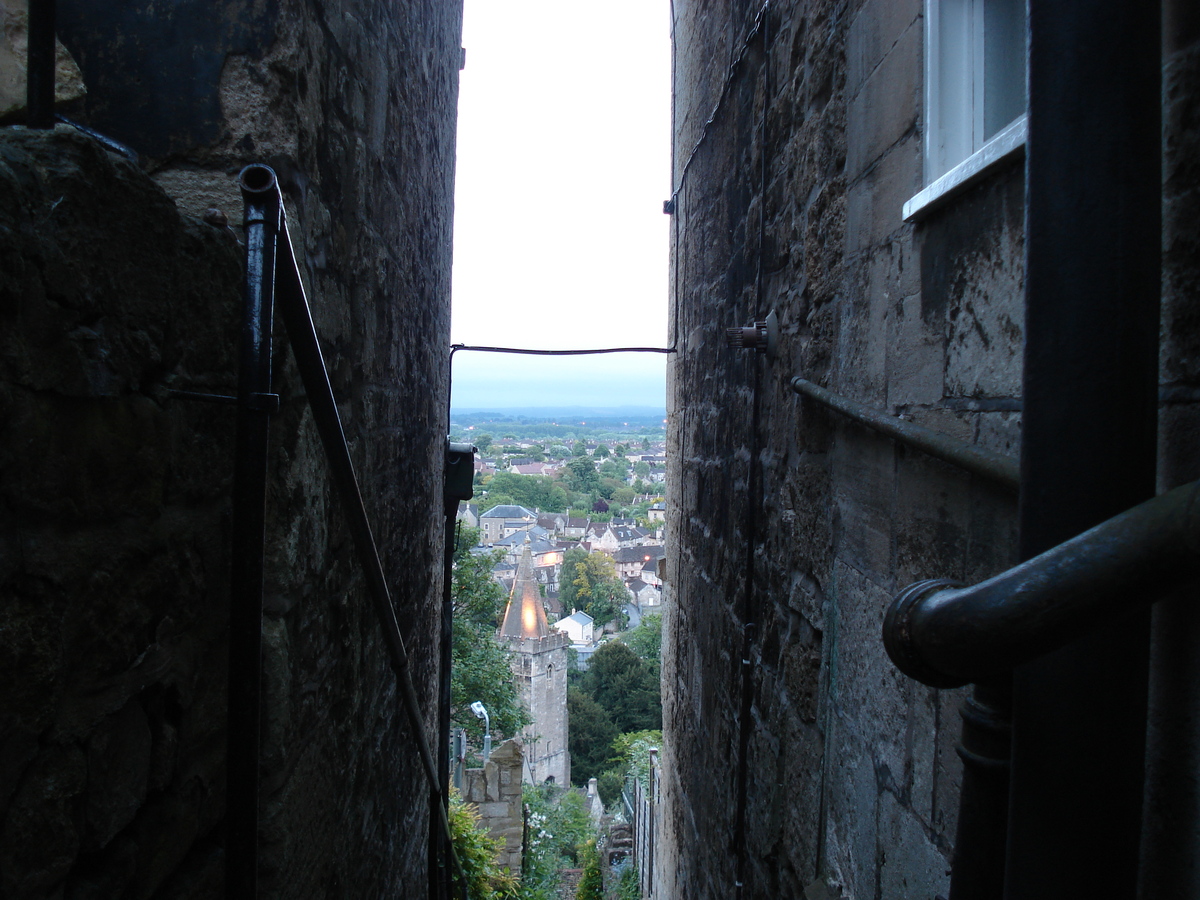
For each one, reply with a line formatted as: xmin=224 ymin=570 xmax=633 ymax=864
xmin=26 ymin=0 xmax=56 ymax=128
xmin=225 ymin=165 xmax=282 ymax=899
xmin=1009 ymin=4 xmax=1161 ymax=898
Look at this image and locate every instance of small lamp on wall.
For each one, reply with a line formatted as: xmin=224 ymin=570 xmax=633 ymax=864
xmin=470 ymin=701 xmax=491 ymax=761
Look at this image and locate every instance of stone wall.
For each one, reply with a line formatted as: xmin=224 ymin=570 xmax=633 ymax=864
xmin=0 ymin=126 xmax=243 ymax=900
xmin=0 ymin=0 xmax=462 ymax=897
xmin=663 ymin=3 xmax=1200 ymax=899
xmin=663 ymin=1 xmax=1021 ymax=897
xmin=462 ymin=739 xmax=525 ymax=874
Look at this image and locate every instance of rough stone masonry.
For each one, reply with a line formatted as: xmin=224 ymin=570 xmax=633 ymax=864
xmin=0 ymin=1 xmax=462 ymax=897
xmin=662 ymin=1 xmax=1200 ymax=898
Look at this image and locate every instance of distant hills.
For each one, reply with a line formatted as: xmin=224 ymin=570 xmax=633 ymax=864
xmin=451 ymin=406 xmax=666 ymax=420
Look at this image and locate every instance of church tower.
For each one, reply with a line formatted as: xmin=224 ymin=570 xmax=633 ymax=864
xmin=499 ymin=539 xmax=570 ymax=784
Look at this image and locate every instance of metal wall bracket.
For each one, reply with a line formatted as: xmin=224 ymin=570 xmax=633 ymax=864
xmin=726 ymin=309 xmax=778 ymax=360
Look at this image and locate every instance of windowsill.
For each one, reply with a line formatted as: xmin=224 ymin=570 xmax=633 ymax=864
xmin=903 ymin=114 xmax=1027 ymax=223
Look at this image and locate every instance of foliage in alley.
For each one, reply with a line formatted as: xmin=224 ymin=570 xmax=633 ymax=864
xmin=452 ymin=526 xmax=530 ymax=742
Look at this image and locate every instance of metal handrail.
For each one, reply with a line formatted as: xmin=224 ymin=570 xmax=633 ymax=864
xmin=231 ymin=164 xmax=468 ymax=898
xmin=790 ymin=377 xmax=1019 ymax=491
xmin=883 ymin=476 xmax=1200 ymax=687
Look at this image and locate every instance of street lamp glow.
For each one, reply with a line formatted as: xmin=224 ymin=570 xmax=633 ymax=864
xmin=470 ymin=701 xmax=491 ymax=761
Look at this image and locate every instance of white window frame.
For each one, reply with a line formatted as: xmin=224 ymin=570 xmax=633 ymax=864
xmin=905 ymin=0 xmax=1026 ymax=222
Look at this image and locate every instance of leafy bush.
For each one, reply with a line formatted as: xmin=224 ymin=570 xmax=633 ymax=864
xmin=616 ymin=862 xmax=640 ymax=900
xmin=597 ymin=770 xmax=625 ymax=809
xmin=521 ymin=784 xmax=597 ymax=899
xmin=448 ymin=790 xmax=519 ymax=900
xmin=574 ymin=840 xmax=603 ymax=900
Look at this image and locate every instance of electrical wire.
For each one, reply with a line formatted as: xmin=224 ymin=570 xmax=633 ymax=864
xmin=450 ymin=344 xmax=675 ymax=357
xmin=668 ymin=1 xmax=772 ymax=205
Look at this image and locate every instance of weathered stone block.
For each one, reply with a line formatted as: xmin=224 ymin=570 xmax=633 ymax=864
xmin=846 ymin=17 xmax=921 ymax=178
xmin=829 ymin=561 xmax=909 ymax=776
xmin=847 ymin=0 xmax=922 ymax=100
xmin=845 ymin=130 xmax=922 ymax=252
xmin=831 ymin=434 xmax=895 ymax=581
xmin=878 ymin=791 xmax=951 ymax=898
xmin=479 ymin=801 xmax=509 ymax=819
xmin=888 ymin=296 xmax=944 ymax=408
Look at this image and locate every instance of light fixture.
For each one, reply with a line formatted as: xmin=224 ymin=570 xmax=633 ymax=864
xmin=726 ymin=309 xmax=779 ymax=360
xmin=470 ymin=701 xmax=491 ymax=761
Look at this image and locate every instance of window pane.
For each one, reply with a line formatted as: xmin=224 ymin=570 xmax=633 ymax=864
xmin=984 ymin=0 xmax=1025 ymax=139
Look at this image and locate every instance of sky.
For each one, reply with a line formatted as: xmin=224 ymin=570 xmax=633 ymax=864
xmin=450 ymin=1 xmax=672 ymax=410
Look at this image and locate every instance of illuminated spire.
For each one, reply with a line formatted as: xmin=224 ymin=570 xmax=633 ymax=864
xmin=499 ymin=538 xmax=548 ymax=639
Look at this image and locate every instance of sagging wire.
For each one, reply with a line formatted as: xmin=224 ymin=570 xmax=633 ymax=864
xmin=666 ymin=0 xmax=772 ymax=208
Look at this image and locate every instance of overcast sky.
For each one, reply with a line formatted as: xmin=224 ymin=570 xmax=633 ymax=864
xmin=450 ymin=0 xmax=672 ymax=410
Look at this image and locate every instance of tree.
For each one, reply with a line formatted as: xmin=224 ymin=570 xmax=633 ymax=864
xmin=622 ymin=612 xmax=662 ymax=676
xmin=487 ymin=472 xmax=560 ymax=511
xmin=451 ymin=528 xmax=529 ymax=742
xmin=559 ymin=548 xmax=627 ymax=628
xmin=479 ymin=493 xmax=515 ymax=513
xmin=598 ymin=458 xmax=626 ymax=481
xmin=595 ymin=728 xmax=663 ymax=807
xmin=633 ymin=461 xmax=651 ymax=478
xmin=567 ymin=687 xmax=618 ymax=784
xmin=474 ymin=433 xmax=494 ymax=454
xmin=581 ymin=641 xmax=660 ymax=735
xmin=593 ymin=444 xmax=609 ymax=458
xmin=565 ymin=456 xmax=600 ymax=495
xmin=598 ymin=477 xmax=625 ymax=501
xmin=572 ymin=440 xmax=589 ymax=457
xmin=607 ymin=729 xmax=663 ymax=790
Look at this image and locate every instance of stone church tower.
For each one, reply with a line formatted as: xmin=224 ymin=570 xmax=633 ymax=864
xmin=499 ymin=540 xmax=570 ymax=785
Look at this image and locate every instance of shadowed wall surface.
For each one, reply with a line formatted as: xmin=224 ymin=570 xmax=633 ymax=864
xmin=662 ymin=2 xmax=1200 ymax=898
xmin=0 ymin=1 xmax=462 ymax=896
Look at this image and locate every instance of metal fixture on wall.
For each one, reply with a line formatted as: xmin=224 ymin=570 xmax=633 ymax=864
xmin=790 ymin=378 xmax=1019 ymax=491
xmin=726 ymin=309 xmax=778 ymax=360
xmin=470 ymin=701 xmax=491 ymax=762
xmin=883 ymin=476 xmax=1200 ymax=688
xmin=225 ymin=162 xmax=281 ymax=900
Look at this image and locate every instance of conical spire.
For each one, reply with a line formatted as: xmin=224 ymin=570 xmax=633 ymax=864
xmin=499 ymin=538 xmax=548 ymax=639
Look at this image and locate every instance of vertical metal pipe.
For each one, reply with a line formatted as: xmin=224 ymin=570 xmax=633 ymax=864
xmin=433 ymin=497 xmax=457 ymax=900
xmin=26 ymin=0 xmax=56 ymax=127
xmin=226 ymin=165 xmax=281 ymax=899
xmin=1009 ymin=3 xmax=1161 ymax=897
xmin=947 ymin=679 xmax=1011 ymax=900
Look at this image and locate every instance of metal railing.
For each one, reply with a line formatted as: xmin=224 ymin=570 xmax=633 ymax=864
xmin=883 ymin=476 xmax=1200 ymax=688
xmin=789 ymin=377 xmax=1019 ymax=491
xmin=227 ymin=164 xmax=467 ymax=899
